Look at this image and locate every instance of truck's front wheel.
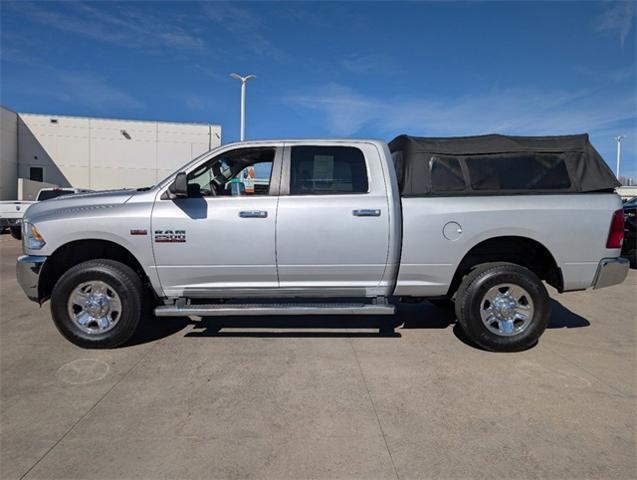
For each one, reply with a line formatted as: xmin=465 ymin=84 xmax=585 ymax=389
xmin=51 ymin=259 xmax=143 ymax=348
xmin=455 ymin=263 xmax=550 ymax=352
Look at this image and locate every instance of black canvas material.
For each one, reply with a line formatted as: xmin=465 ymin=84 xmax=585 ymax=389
xmin=388 ymin=133 xmax=620 ymax=196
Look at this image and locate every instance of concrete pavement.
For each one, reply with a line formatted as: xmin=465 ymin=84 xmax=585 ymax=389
xmin=1 ymin=234 xmax=635 ymax=479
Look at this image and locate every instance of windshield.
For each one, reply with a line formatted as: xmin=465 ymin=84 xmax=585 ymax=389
xmin=624 ymin=197 xmax=637 ymax=207
xmin=37 ymin=190 xmax=74 ymax=201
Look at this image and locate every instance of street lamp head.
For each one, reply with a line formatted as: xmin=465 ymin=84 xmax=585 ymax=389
xmin=230 ymin=73 xmax=256 ymax=83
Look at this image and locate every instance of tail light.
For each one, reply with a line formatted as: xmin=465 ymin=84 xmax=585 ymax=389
xmin=606 ymin=209 xmax=625 ymax=249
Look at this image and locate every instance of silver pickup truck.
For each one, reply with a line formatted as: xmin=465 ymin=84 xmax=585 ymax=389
xmin=16 ymin=134 xmax=629 ymax=351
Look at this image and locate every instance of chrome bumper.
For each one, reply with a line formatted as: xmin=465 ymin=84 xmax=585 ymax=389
xmin=592 ymin=257 xmax=630 ymax=290
xmin=16 ymin=255 xmax=47 ymax=302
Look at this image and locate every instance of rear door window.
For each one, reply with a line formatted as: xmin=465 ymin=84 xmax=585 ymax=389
xmin=290 ymin=146 xmax=368 ymax=195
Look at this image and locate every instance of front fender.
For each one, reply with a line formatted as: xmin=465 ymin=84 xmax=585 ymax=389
xmin=23 ymin=202 xmax=163 ymax=297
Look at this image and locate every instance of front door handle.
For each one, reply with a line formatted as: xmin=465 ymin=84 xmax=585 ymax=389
xmin=353 ymin=209 xmax=381 ymax=217
xmin=239 ymin=210 xmax=268 ymax=218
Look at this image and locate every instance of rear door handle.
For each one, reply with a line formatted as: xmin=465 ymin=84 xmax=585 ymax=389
xmin=239 ymin=210 xmax=268 ymax=218
xmin=353 ymin=209 xmax=381 ymax=217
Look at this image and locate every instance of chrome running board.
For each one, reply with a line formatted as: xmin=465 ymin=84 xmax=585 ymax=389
xmin=154 ymin=302 xmax=395 ymax=317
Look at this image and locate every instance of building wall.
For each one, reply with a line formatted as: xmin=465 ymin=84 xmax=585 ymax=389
xmin=617 ymin=186 xmax=637 ymax=200
xmin=0 ymin=107 xmax=19 ymax=200
xmin=16 ymin=113 xmax=221 ymax=191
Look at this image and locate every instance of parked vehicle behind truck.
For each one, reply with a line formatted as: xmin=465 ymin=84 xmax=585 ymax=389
xmin=621 ymin=196 xmax=636 ymax=267
xmin=1 ymin=188 xmax=91 ymax=239
xmin=16 ymin=134 xmax=628 ymax=351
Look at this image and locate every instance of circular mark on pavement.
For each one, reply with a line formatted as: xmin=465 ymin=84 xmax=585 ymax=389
xmin=57 ymin=359 xmax=110 ymax=385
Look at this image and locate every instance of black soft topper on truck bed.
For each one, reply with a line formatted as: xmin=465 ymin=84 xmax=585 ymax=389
xmin=389 ymin=133 xmax=619 ymax=196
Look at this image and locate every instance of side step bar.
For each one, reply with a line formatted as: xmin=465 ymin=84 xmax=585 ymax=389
xmin=154 ymin=302 xmax=395 ymax=317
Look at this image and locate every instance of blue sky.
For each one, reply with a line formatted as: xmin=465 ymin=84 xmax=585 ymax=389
xmin=2 ymin=1 xmax=636 ymax=178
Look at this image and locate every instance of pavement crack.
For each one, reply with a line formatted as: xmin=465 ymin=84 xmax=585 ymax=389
xmin=348 ymin=334 xmax=400 ymax=480
xmin=19 ymin=343 xmax=159 ymax=480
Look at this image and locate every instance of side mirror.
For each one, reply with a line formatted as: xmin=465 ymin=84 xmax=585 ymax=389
xmin=169 ymin=172 xmax=188 ymax=198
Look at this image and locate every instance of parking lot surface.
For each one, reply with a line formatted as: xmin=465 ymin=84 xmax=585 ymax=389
xmin=1 ymin=233 xmax=635 ymax=479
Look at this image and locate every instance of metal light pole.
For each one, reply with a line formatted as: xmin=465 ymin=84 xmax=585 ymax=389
xmin=615 ymin=135 xmax=625 ymax=179
xmin=230 ymin=73 xmax=256 ymax=141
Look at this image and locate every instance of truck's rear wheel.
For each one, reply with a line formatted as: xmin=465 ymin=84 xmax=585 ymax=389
xmin=10 ymin=226 xmax=21 ymax=240
xmin=51 ymin=259 xmax=142 ymax=348
xmin=454 ymin=263 xmax=550 ymax=352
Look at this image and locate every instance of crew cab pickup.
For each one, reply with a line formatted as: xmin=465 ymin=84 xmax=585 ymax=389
xmin=16 ymin=134 xmax=629 ymax=351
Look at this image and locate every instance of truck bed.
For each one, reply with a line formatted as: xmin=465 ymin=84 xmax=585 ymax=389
xmin=396 ymin=193 xmax=622 ymax=296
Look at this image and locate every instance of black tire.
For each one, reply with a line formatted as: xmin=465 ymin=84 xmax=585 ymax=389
xmin=10 ymin=226 xmax=21 ymax=240
xmin=454 ymin=262 xmax=550 ymax=352
xmin=50 ymin=259 xmax=143 ymax=348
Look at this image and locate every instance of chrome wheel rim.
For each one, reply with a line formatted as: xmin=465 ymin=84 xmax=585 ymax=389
xmin=67 ymin=281 xmax=122 ymax=334
xmin=480 ymin=283 xmax=534 ymax=336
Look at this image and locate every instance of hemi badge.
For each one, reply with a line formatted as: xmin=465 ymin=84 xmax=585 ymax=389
xmin=130 ymin=229 xmax=147 ymax=235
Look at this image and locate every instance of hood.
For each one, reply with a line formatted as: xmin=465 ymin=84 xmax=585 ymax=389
xmin=24 ymin=189 xmax=138 ymax=222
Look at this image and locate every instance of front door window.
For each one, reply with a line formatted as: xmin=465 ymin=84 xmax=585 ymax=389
xmin=187 ymin=148 xmax=274 ymax=197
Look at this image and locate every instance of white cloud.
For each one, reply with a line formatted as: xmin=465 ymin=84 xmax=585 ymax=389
xmin=201 ymin=3 xmax=287 ymax=62
xmin=189 ymin=64 xmax=226 ymax=82
xmin=55 ymin=72 xmax=143 ymax=111
xmin=340 ymin=54 xmax=397 ymax=75
xmin=202 ymin=2 xmax=261 ymax=27
xmin=595 ymin=1 xmax=636 ymax=45
xmin=286 ymin=83 xmax=636 ymax=139
xmin=183 ymin=94 xmax=213 ymax=112
xmin=575 ymin=64 xmax=636 ymax=83
xmin=288 ymin=84 xmax=383 ymax=136
xmin=10 ymin=2 xmax=204 ymax=52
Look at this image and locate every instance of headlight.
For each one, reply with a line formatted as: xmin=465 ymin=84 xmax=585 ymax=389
xmin=23 ymin=222 xmax=46 ymax=250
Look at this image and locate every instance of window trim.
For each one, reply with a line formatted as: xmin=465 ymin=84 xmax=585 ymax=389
xmin=280 ymin=144 xmax=371 ymax=196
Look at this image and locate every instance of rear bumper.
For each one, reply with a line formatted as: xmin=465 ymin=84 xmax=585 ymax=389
xmin=16 ymin=255 xmax=46 ymax=302
xmin=592 ymin=257 xmax=630 ymax=290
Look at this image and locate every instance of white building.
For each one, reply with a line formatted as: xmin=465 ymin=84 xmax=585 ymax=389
xmin=0 ymin=106 xmax=221 ymax=200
